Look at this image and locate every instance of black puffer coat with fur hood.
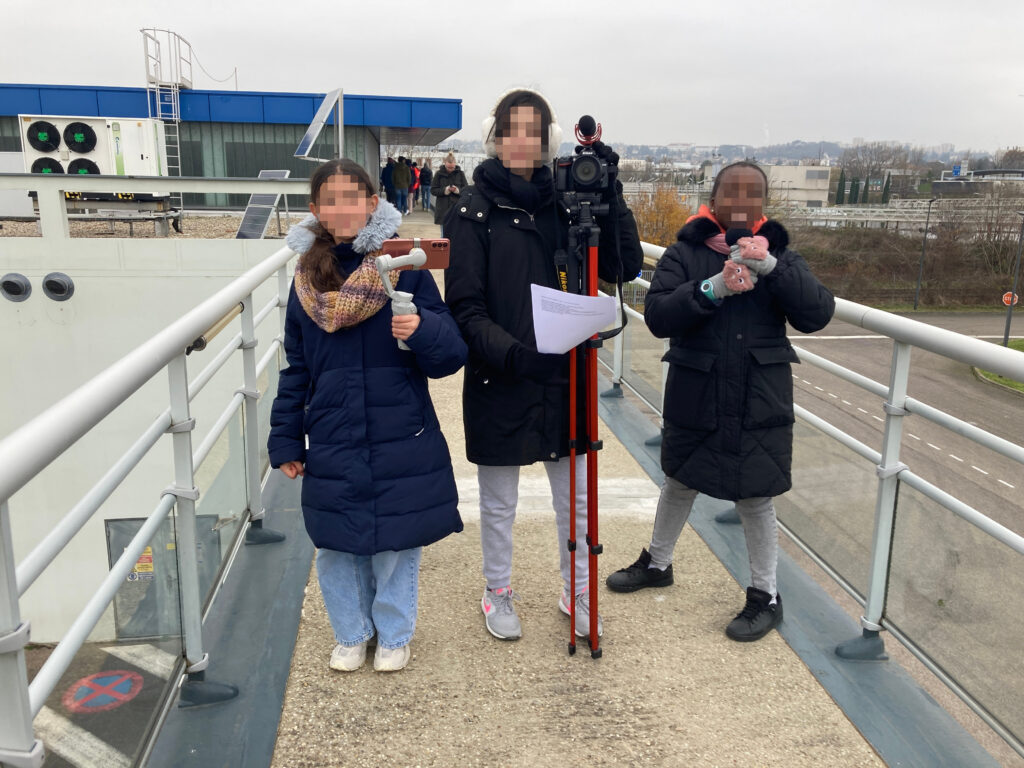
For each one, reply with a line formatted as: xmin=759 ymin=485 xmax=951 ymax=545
xmin=646 ymin=217 xmax=834 ymax=500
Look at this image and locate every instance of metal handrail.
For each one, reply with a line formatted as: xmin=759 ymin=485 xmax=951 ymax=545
xmin=603 ymin=240 xmax=1024 ymax=758
xmin=0 ymin=246 xmax=295 ymax=504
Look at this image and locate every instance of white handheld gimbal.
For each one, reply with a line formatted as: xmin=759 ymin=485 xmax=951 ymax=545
xmin=375 ymin=248 xmax=427 ymax=350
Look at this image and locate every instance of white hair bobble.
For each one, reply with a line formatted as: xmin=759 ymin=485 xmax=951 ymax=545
xmin=481 ymin=88 xmax=563 ymax=163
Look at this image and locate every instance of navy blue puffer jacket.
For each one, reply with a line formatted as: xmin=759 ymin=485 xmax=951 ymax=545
xmin=268 ymin=257 xmax=467 ymax=555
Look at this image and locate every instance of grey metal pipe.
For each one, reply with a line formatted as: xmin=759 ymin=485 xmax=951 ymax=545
xmin=192 ymin=393 xmax=245 ymax=471
xmin=0 ymin=246 xmax=296 ymax=504
xmin=16 ymin=412 xmax=171 ymax=596
xmin=899 ymin=470 xmax=1024 ymax=556
xmin=28 ymin=494 xmax=175 ymax=714
xmin=792 ymin=345 xmax=890 ymax=399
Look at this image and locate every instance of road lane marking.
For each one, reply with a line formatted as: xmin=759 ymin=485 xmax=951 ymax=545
xmin=814 ymin=386 xmax=824 ymax=391
xmin=842 ymin=400 xmax=852 ymax=405
xmin=908 ymin=434 xmax=920 ymax=440
xmin=972 ymin=466 xmax=989 ymax=475
xmin=949 ymin=454 xmax=964 ymax=462
xmin=857 ymin=407 xmax=869 ymax=414
xmin=927 ymin=443 xmax=941 ymax=450
xmin=872 ymin=415 xmax=884 ymax=422
xmin=999 ymin=479 xmax=1015 ymax=488
xmin=828 ymin=392 xmax=838 ymax=398
xmin=802 ymin=379 xmax=813 ymax=385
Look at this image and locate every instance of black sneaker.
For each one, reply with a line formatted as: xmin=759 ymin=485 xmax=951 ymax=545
xmin=605 ymin=548 xmax=674 ymax=593
xmin=725 ymin=587 xmax=783 ymax=642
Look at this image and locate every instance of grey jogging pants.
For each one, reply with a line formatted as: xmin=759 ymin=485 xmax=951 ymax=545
xmin=648 ymin=476 xmax=779 ymax=597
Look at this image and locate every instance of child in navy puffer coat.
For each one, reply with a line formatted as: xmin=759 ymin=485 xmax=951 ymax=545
xmin=268 ymin=158 xmax=466 ymax=672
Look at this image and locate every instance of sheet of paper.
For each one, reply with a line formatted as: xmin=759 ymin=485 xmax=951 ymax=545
xmin=530 ymin=284 xmax=617 ymax=355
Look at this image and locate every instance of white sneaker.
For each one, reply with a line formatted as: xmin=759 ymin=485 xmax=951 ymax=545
xmin=373 ymin=643 xmax=411 ymax=672
xmin=329 ymin=642 xmax=367 ymax=672
xmin=559 ymin=588 xmax=603 ymax=638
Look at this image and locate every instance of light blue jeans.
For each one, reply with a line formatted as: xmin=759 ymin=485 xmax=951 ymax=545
xmin=316 ymin=547 xmax=422 ymax=649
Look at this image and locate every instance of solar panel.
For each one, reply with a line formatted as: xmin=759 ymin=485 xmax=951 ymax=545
xmin=235 ymin=170 xmax=290 ymax=240
xmin=295 ymin=88 xmax=342 ymax=160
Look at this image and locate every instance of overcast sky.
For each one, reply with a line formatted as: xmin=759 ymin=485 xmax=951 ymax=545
xmin=2 ymin=0 xmax=1021 ymax=152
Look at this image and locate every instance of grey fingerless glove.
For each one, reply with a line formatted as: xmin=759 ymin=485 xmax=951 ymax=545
xmin=704 ymin=271 xmax=735 ymax=301
xmin=730 ymin=244 xmax=778 ymax=276
xmin=702 ymin=269 xmax=757 ymax=302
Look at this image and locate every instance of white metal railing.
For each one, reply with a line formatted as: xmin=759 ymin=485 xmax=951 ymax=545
xmin=0 ymin=213 xmax=295 ymax=767
xmin=602 ymin=242 xmax=1024 ymax=759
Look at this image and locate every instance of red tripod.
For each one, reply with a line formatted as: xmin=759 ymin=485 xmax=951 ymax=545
xmin=566 ymin=204 xmax=604 ymax=659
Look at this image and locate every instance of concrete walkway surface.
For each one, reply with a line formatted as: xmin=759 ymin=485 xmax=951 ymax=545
xmin=268 ymin=211 xmax=885 ymax=768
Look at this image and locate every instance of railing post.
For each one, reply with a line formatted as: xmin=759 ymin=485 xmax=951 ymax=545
xmin=836 ymin=340 xmax=911 ymax=661
xmin=166 ymin=353 xmax=238 ymax=707
xmin=277 ymin=264 xmax=290 ymax=340
xmin=0 ymin=501 xmax=44 ymax=768
xmin=240 ymin=294 xmax=284 ymax=545
xmin=601 ymin=287 xmax=625 ymax=399
xmin=644 ymin=339 xmax=669 ymax=448
xmin=35 ymin=186 xmax=68 ymax=241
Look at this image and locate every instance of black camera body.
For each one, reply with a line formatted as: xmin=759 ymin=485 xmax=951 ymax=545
xmin=553 ymin=115 xmax=617 ymax=198
xmin=554 ymin=148 xmax=612 ymax=196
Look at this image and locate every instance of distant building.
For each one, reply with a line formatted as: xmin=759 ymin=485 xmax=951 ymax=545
xmin=762 ymin=164 xmax=831 ymax=208
xmin=0 ymin=82 xmax=461 ymax=211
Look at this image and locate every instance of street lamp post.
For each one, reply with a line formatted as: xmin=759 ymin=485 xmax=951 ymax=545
xmin=1001 ymin=211 xmax=1024 ymax=347
xmin=913 ymin=197 xmax=938 ymax=311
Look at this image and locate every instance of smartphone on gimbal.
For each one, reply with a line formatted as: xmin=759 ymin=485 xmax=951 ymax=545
xmin=380 ymin=238 xmax=450 ymax=269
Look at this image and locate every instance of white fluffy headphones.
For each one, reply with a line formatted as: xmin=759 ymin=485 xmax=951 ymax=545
xmin=481 ymin=88 xmax=563 ymax=164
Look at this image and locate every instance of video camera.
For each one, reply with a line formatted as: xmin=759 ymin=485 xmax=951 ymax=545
xmin=553 ymin=115 xmax=617 ymax=199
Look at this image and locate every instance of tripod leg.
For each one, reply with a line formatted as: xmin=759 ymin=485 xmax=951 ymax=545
xmin=567 ymin=350 xmax=577 ymax=655
xmin=585 ymin=243 xmax=602 ymax=657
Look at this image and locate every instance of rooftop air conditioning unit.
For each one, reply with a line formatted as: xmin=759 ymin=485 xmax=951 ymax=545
xmin=20 ymin=115 xmax=169 ymax=178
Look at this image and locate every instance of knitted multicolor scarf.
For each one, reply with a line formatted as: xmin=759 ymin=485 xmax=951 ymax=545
xmin=293 ymin=253 xmax=400 ymax=333
xmin=285 ymin=200 xmax=404 ymax=333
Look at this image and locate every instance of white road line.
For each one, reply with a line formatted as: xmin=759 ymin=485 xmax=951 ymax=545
xmin=927 ymin=443 xmax=942 ymax=451
xmin=908 ymin=434 xmax=920 ymax=440
xmin=857 ymin=407 xmax=869 ymax=414
xmin=841 ymin=400 xmax=852 ymax=405
xmin=103 ymin=643 xmax=177 ymax=679
xmin=972 ymin=466 xmax=990 ymax=475
xmin=872 ymin=415 xmax=884 ymax=422
xmin=999 ymin=479 xmax=1016 ymax=488
xmin=828 ymin=392 xmax=838 ymax=398
xmin=949 ymin=455 xmax=964 ymax=462
xmin=34 ymin=706 xmax=131 ymax=768
xmin=802 ymin=379 xmax=813 ymax=385
xmin=796 ymin=334 xmax=886 ymax=340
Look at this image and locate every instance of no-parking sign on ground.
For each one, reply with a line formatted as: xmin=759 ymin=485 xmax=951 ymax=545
xmin=62 ymin=670 xmax=144 ymax=713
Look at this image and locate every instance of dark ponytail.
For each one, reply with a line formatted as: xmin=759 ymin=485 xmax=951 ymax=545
xmin=300 ymin=159 xmax=378 ymax=292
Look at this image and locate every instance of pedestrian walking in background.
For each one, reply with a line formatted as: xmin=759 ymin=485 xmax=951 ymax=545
xmin=431 ymin=152 xmax=467 ymax=237
xmin=392 ymin=155 xmax=411 ymax=215
xmin=269 ymin=158 xmax=466 ymax=672
xmin=419 ymin=160 xmax=433 ymax=213
xmin=409 ymin=161 xmax=420 ymax=213
xmin=380 ymin=156 xmax=396 ymax=205
xmin=606 ymin=161 xmax=835 ymax=642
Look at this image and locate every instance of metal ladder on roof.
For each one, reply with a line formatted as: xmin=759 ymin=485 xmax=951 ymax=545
xmin=142 ymin=29 xmax=192 ymax=221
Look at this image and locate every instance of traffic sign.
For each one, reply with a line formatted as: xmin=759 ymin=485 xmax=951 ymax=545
xmin=62 ymin=670 xmax=144 ymax=713
xmin=952 ymin=165 xmax=962 ymax=177
xmin=1003 ymin=292 xmax=1019 ymax=307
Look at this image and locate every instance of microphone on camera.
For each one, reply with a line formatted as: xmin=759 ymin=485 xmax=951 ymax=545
xmin=725 ymin=227 xmax=753 ymax=247
xmin=575 ymin=115 xmax=601 ymax=145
